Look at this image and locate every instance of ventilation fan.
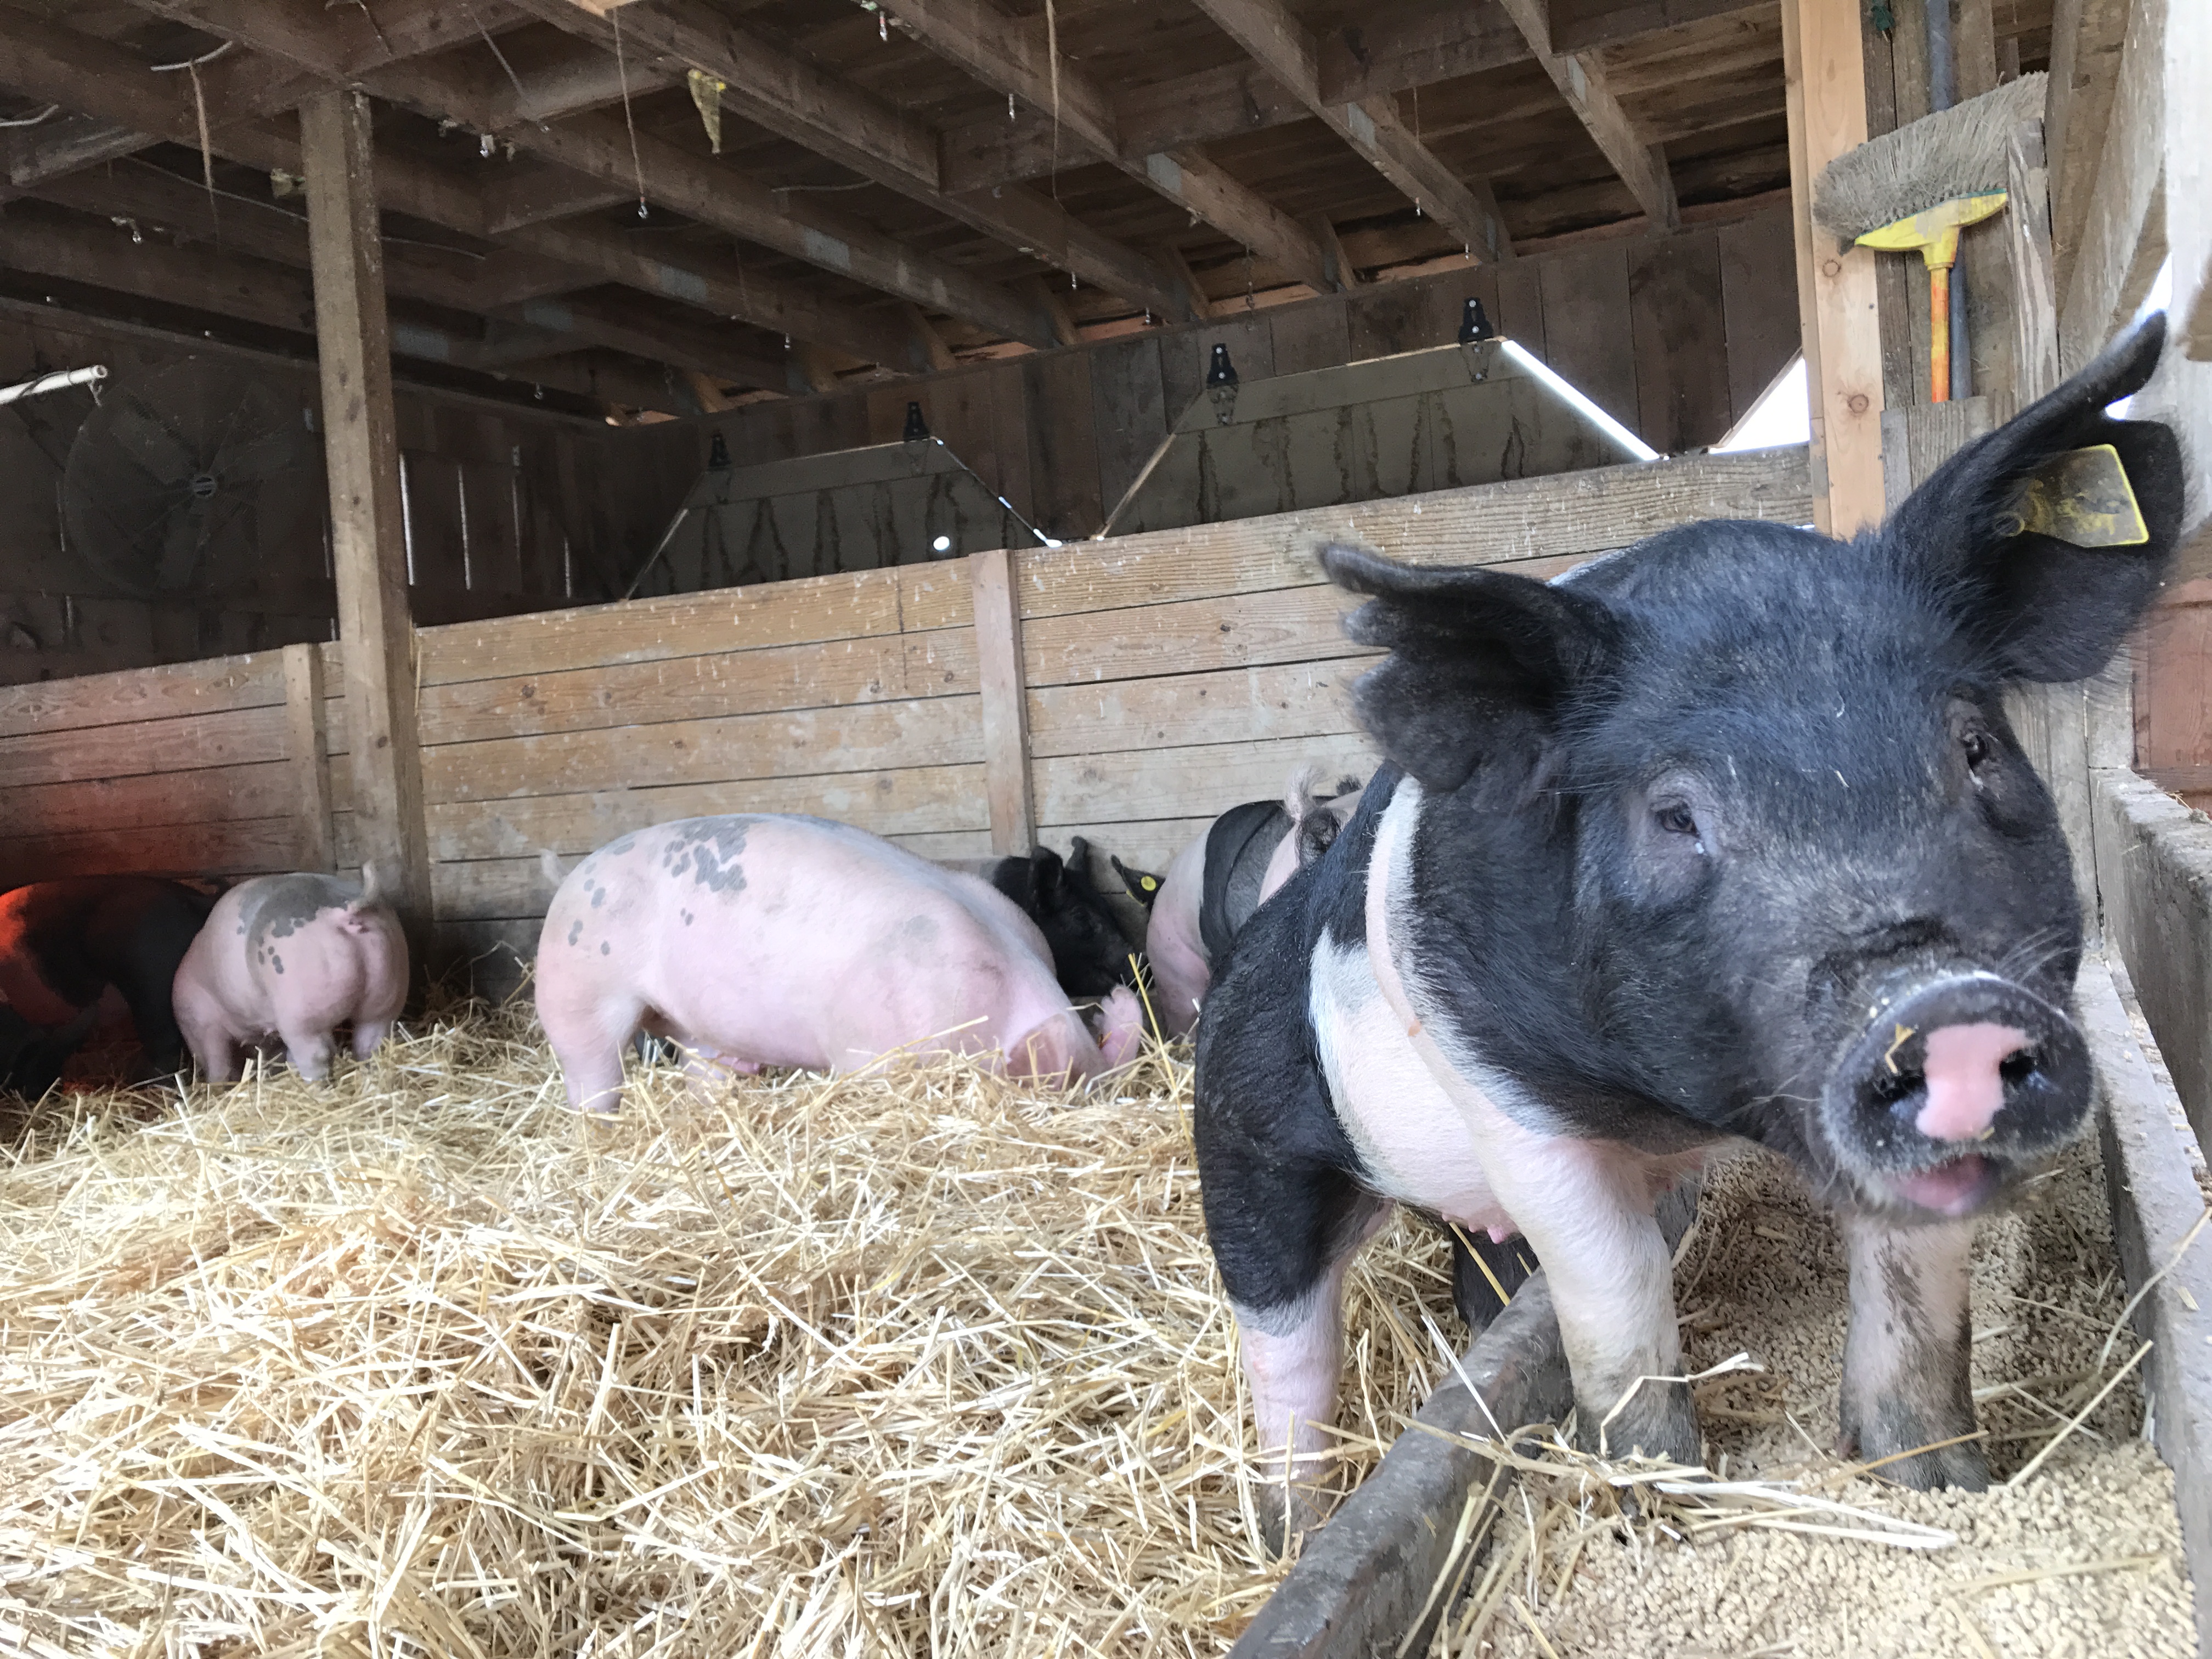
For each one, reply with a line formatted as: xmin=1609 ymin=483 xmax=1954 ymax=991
xmin=62 ymin=360 xmax=315 ymax=597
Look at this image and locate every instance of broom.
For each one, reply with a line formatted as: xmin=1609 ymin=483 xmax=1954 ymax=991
xmin=1813 ymin=74 xmax=2045 ymax=404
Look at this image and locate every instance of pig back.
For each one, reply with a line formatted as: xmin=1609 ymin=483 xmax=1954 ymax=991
xmin=187 ymin=873 xmax=405 ymax=1030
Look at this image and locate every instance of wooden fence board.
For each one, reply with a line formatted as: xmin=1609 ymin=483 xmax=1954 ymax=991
xmin=417 ymin=630 xmax=977 ymax=747
xmin=4 ymin=760 xmax=296 ymax=839
xmin=0 ymin=703 xmax=290 ymax=785
xmin=412 ymin=561 xmax=969 ymax=687
xmin=1032 ymin=733 xmax=1380 ymax=825
xmin=418 ymin=695 xmax=983 ymax=805
xmin=424 ymin=764 xmax=989 ymax=862
xmin=1031 ymin=814 xmax=1217 ymax=871
xmin=1540 ymin=245 xmax=1640 ymax=428
xmin=0 ymin=652 xmax=283 ymax=739
xmin=1020 ymin=447 xmax=1811 ymax=619
xmin=0 ymin=817 xmax=301 ymax=883
xmin=1026 ymin=659 xmax=1367 ymax=758
xmin=1022 ymin=585 xmax=1368 ymax=689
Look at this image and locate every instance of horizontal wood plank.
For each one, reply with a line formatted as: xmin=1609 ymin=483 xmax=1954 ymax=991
xmin=413 ymin=695 xmax=983 ymax=805
xmin=1023 ymin=585 xmax=1365 ymax=688
xmin=1032 ymin=815 xmax=1216 ymax=871
xmin=0 ymin=651 xmax=285 ymax=740
xmin=425 ymin=764 xmax=989 ymax=862
xmin=1032 ymin=733 xmax=1380 ymax=825
xmin=414 ymin=560 xmax=971 ymax=687
xmin=417 ymin=628 xmax=977 ymax=746
xmin=0 ymin=703 xmax=289 ymax=786
xmin=1018 ymin=447 xmax=1812 ymax=620
xmin=0 ymin=817 xmax=302 ymax=883
xmin=5 ymin=760 xmax=297 ymax=839
xmin=1026 ymin=658 xmax=1367 ymax=757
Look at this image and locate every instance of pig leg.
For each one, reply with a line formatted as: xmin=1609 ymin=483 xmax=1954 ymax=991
xmin=280 ymin=1022 xmax=338 ymax=1084
xmin=1479 ymin=1138 xmax=1697 ymax=1465
xmin=351 ymin=1020 xmax=392 ymax=1062
xmin=543 ymin=995 xmax=644 ymax=1115
xmin=1838 ymin=1212 xmax=1987 ymax=1489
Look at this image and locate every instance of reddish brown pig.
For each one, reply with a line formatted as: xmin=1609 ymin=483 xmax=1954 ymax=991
xmin=172 ymin=868 xmax=408 ymax=1082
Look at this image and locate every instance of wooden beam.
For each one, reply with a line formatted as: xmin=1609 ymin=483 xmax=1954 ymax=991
xmin=2057 ymin=0 xmax=2166 ymax=375
xmin=1550 ymin=0 xmax=1764 ymax=53
xmin=2006 ymin=119 xmax=2061 ymax=401
xmin=283 ymin=642 xmax=335 ymax=874
xmin=301 ymin=88 xmax=430 ymax=941
xmin=504 ymin=0 xmax=1193 ymax=320
xmin=1189 ymin=0 xmax=1515 ymax=263
xmin=1495 ymin=0 xmax=1679 ymax=230
xmin=875 ymin=0 xmax=1334 ymax=291
xmin=112 ymin=0 xmax=950 ymax=366
xmin=970 ymin=546 xmax=1036 ymax=856
xmin=1783 ymin=0 xmax=1883 ymax=535
xmin=2045 ymin=0 xmax=2135 ymax=300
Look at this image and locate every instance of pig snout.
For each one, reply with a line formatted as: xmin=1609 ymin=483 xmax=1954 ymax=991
xmin=1828 ymin=973 xmax=2089 ymax=1217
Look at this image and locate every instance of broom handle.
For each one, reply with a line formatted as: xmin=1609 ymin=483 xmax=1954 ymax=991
xmin=1929 ymin=263 xmax=1952 ymax=405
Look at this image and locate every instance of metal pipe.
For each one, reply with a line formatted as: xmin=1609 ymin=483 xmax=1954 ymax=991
xmin=0 ymin=364 xmax=106 ymax=407
xmin=1925 ymin=1 xmax=1969 ymax=398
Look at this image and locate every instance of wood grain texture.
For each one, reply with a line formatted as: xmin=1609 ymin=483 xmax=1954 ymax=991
xmin=1031 ymin=732 xmax=1379 ymax=825
xmin=283 ymin=642 xmax=335 ymax=873
xmin=1026 ymin=659 xmax=1366 ymax=758
xmin=0 ymin=651 xmax=283 ymax=739
xmin=1628 ymin=227 xmax=1731 ymax=453
xmin=970 ymin=546 xmax=1037 ymax=855
xmin=2057 ymin=0 xmax=2166 ymax=376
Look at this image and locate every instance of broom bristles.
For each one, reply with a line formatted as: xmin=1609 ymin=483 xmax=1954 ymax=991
xmin=1812 ymin=74 xmax=2046 ymax=241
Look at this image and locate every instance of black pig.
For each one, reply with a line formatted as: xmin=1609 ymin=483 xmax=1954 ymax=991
xmin=1193 ymin=318 xmax=2184 ymax=1541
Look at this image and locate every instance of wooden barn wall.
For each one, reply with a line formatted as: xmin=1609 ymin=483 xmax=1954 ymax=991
xmin=0 ymin=311 xmax=595 ymax=691
xmin=0 ymin=645 xmax=342 ymax=890
xmin=568 ymin=208 xmax=1801 ymax=578
xmin=0 ymin=445 xmax=1812 ymax=1000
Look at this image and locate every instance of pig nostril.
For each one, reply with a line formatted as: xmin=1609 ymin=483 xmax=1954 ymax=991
xmin=2000 ymin=1048 xmax=2040 ymax=1087
xmin=1868 ymin=1068 xmax=1920 ymax=1107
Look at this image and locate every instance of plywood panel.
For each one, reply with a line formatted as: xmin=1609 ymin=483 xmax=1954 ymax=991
xmin=1024 ymin=350 xmax=1104 ymax=542
xmin=1032 ymin=733 xmax=1379 ymax=825
xmin=425 ymin=763 xmax=988 ymax=861
xmin=1630 ymin=229 xmax=1733 ymax=454
xmin=1718 ymin=210 xmax=1804 ymax=424
xmin=417 ymin=630 xmax=977 ymax=746
xmin=1539 ymin=245 xmax=1640 ymax=431
xmin=1090 ymin=334 xmax=1169 ymax=514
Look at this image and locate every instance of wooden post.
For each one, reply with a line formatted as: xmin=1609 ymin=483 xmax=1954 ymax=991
xmin=969 ymin=546 xmax=1036 ymax=856
xmin=302 ymin=89 xmax=431 ymax=941
xmin=2006 ymin=120 xmax=2062 ymax=402
xmin=1784 ymin=0 xmax=1887 ymax=535
xmin=282 ymin=641 xmax=335 ymax=874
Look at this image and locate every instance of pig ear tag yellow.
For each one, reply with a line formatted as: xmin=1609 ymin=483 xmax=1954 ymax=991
xmin=1999 ymin=444 xmax=2149 ymax=548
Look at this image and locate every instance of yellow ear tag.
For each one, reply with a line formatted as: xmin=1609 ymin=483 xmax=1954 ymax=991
xmin=1140 ymin=876 xmax=1158 ymax=891
xmin=2002 ymin=444 xmax=2149 ymax=548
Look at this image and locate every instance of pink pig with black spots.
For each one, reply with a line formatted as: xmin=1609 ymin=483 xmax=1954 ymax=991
xmin=535 ymin=814 xmax=1143 ymax=1113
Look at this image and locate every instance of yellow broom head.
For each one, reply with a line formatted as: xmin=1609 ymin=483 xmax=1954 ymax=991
xmin=1813 ymin=74 xmax=2045 ymax=243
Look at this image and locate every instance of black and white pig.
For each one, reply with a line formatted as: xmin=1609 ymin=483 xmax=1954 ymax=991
xmin=1193 ymin=318 xmax=2183 ymax=1540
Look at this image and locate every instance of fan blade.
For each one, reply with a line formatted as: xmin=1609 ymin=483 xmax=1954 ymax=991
xmin=154 ymin=502 xmax=210 ymax=590
xmin=211 ymin=421 xmax=303 ymax=485
xmin=101 ymin=394 xmax=204 ymax=484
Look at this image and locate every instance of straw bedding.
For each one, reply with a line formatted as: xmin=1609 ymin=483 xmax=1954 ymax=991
xmin=0 ymin=1002 xmax=2197 ymax=1657
xmin=0 ymin=1007 xmax=1458 ymax=1657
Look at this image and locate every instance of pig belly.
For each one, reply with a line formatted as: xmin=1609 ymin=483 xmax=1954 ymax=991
xmin=1145 ymin=833 xmax=1213 ymax=1037
xmin=1307 ymin=936 xmax=1516 ymax=1239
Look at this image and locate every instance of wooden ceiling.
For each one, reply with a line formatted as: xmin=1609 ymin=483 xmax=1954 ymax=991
xmin=0 ymin=0 xmax=2051 ymax=419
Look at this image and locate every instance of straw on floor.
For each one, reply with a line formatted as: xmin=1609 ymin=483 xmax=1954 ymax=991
xmin=0 ymin=1006 xmax=1459 ymax=1657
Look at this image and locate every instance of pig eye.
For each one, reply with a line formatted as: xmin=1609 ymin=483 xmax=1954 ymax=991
xmin=1961 ymin=728 xmax=1994 ymax=771
xmin=1654 ymin=802 xmax=1699 ymax=838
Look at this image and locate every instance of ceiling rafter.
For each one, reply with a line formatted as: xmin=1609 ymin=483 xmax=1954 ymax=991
xmin=509 ymin=0 xmax=1197 ymax=320
xmin=870 ymin=0 xmax=1337 ymax=294
xmin=0 ymin=8 xmax=896 ymax=382
xmin=1185 ymin=0 xmax=1514 ymax=264
xmin=1494 ymin=0 xmax=1679 ymax=229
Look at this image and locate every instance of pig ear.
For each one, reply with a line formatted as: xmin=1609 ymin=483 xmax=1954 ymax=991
xmin=1323 ymin=541 xmax=1618 ymax=792
xmin=1028 ymin=847 xmax=1065 ymax=900
xmin=1886 ymin=315 xmax=2185 ymax=682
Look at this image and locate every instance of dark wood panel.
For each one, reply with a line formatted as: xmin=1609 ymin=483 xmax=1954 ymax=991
xmin=1717 ymin=210 xmax=1803 ymax=425
xmin=1024 ymin=349 xmax=1104 ymax=541
xmin=1629 ymin=228 xmax=1731 ymax=454
xmin=1538 ymin=245 xmax=1639 ymax=429
xmin=1089 ymin=332 xmax=1170 ymax=517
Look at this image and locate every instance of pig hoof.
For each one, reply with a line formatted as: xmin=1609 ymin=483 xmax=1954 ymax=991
xmin=1250 ymin=1481 xmax=1330 ymax=1558
xmin=1848 ymin=1421 xmax=1989 ymax=1491
xmin=1578 ymin=1387 xmax=1703 ymax=1468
